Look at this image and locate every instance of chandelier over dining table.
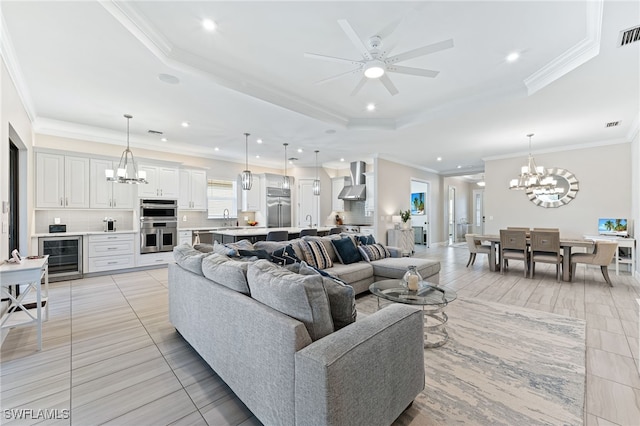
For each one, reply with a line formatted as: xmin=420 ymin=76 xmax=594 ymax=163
xmin=508 ymin=133 xmax=561 ymax=194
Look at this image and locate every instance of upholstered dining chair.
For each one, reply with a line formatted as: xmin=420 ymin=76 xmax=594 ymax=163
xmin=571 ymin=241 xmax=618 ymax=286
xmin=529 ymin=230 xmax=563 ymax=281
xmin=299 ymin=228 xmax=317 ymax=237
xmin=533 ymin=228 xmax=560 ymax=231
xmin=465 ymin=234 xmax=492 ymax=267
xmin=266 ymin=230 xmax=289 ymax=241
xmin=499 ymin=229 xmax=529 ymax=277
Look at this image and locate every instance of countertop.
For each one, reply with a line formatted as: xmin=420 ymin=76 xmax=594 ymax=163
xmin=32 ymin=230 xmax=137 ymax=238
xmin=208 ymin=226 xmax=333 ymax=237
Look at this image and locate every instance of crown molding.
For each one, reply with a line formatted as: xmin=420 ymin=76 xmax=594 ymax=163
xmin=376 ymin=153 xmax=440 ymax=175
xmin=0 ymin=11 xmax=36 ymax=122
xmin=524 ymin=0 xmax=603 ymax=95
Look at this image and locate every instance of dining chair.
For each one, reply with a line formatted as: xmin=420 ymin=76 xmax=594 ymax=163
xmin=299 ymin=228 xmax=317 ymax=237
xmin=266 ymin=230 xmax=289 ymax=241
xmin=499 ymin=229 xmax=529 ymax=277
xmin=529 ymin=230 xmax=562 ymax=281
xmin=507 ymin=227 xmax=530 ymax=231
xmin=465 ymin=234 xmax=492 ymax=267
xmin=571 ymin=241 xmax=618 ymax=286
xmin=329 ymin=227 xmax=342 ymax=235
xmin=533 ymin=228 xmax=560 ymax=232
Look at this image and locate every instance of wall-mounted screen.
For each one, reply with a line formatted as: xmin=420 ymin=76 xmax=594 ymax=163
xmin=598 ymin=218 xmax=628 ymax=236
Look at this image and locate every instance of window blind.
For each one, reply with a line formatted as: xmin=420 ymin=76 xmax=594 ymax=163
xmin=207 ymin=179 xmax=237 ymax=218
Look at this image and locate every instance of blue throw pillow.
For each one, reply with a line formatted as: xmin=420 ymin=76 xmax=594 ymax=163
xmin=357 ymin=234 xmax=376 ymax=245
xmin=331 ymin=237 xmax=362 ymax=265
xmin=270 ymin=244 xmax=300 ymax=265
xmin=237 ymin=249 xmax=271 ymax=260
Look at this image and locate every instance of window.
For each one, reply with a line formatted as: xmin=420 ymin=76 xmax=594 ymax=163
xmin=207 ymin=179 xmax=237 ymax=219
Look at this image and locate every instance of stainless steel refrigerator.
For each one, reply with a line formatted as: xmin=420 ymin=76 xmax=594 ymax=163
xmin=266 ymin=187 xmax=292 ymax=228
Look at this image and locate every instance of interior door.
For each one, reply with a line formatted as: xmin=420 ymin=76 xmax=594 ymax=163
xmin=473 ymin=189 xmax=485 ymax=235
xmin=448 ymin=186 xmax=456 ymax=245
xmin=298 ymin=179 xmax=319 ymax=227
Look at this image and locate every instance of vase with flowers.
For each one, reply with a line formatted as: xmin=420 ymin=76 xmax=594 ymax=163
xmin=400 ymin=209 xmax=411 ymax=230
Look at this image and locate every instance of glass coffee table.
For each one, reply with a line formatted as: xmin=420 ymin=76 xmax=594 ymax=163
xmin=369 ymin=279 xmax=457 ymax=348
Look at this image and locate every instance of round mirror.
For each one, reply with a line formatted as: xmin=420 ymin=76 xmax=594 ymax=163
xmin=526 ymin=167 xmax=579 ymax=208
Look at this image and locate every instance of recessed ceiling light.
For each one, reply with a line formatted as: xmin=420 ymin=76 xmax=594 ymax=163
xmin=340 ymin=158 xmax=345 ymax=162
xmin=366 ymin=103 xmax=376 ymax=111
xmin=181 ymin=121 xmax=190 ymax=128
xmin=436 ymin=157 xmax=442 ymax=162
xmin=202 ymin=19 xmax=216 ymax=31
xmin=297 ymin=148 xmax=303 ymax=153
xmin=255 ymin=155 xmax=260 ymax=158
xmin=257 ymin=138 xmax=263 ymax=144
xmin=161 ymin=137 xmax=167 ymax=142
xmin=506 ymin=52 xmax=520 ymax=62
xmin=457 ymin=165 xmax=462 ymax=169
xmin=158 ymin=73 xmax=180 ymax=85
xmin=214 ymin=147 xmax=219 ymax=151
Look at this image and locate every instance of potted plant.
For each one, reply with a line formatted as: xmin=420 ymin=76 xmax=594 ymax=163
xmin=400 ymin=209 xmax=411 ymax=229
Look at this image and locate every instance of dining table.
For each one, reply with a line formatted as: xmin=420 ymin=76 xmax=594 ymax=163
xmin=476 ymin=234 xmax=594 ymax=282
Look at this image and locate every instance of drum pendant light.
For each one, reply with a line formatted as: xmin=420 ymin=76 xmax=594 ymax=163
xmin=241 ymin=132 xmax=253 ymax=190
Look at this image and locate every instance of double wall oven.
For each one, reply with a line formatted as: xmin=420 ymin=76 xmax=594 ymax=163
xmin=140 ymin=199 xmax=178 ymax=254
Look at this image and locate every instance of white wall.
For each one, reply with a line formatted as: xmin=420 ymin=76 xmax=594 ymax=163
xmin=484 ymin=143 xmax=632 ymax=239
xmin=1 ymin=58 xmax=33 ymax=259
xmin=630 ymin=128 xmax=639 ymax=277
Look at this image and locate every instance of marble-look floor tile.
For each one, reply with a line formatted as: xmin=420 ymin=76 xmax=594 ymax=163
xmin=102 ymin=389 xmax=198 ymax=426
xmin=586 ymin=347 xmax=640 ymax=388
xmin=586 ymin=375 xmax=640 ymax=425
xmin=168 ymin=411 xmax=208 ymax=426
xmin=586 ymin=328 xmax=634 ymax=358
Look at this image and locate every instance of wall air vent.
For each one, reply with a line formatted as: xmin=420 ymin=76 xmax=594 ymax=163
xmin=147 ymin=129 xmax=163 ymax=135
xmin=618 ymin=25 xmax=640 ymax=47
xmin=605 ymin=121 xmax=620 ymax=128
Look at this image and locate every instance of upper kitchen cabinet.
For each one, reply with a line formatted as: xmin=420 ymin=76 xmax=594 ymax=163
xmin=331 ymin=177 xmax=349 ymax=212
xmin=36 ymin=152 xmax=89 ymax=208
xmin=364 ymin=172 xmax=375 ymax=213
xmin=138 ymin=164 xmax=179 ymax=199
xmin=241 ymin=173 xmax=262 ymax=212
xmin=90 ymin=159 xmax=135 ymax=209
xmin=178 ymin=169 xmax=207 ymax=210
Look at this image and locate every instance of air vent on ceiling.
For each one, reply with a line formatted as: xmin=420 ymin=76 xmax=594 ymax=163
xmin=605 ymin=121 xmax=620 ymax=128
xmin=147 ymin=129 xmax=163 ymax=135
xmin=619 ymin=25 xmax=640 ymax=47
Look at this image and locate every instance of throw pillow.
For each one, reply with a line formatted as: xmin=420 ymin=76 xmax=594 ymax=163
xmin=247 ymin=260 xmax=334 ymax=341
xmin=173 ymin=243 xmax=207 ymax=276
xmin=357 ymin=234 xmax=376 ymax=245
xmin=225 ymin=239 xmax=255 ymax=255
xmin=213 ymin=241 xmax=236 ymax=256
xmin=298 ymin=239 xmax=333 ymax=270
xmin=202 ymin=253 xmax=251 ymax=294
xmin=331 ymin=237 xmax=362 ymax=265
xmin=271 ymin=244 xmax=300 ymax=265
xmin=298 ymin=262 xmax=356 ymax=330
xmin=358 ymin=243 xmax=391 ymax=262
xmin=237 ymin=249 xmax=271 ymax=260
xmin=193 ymin=243 xmax=213 ymax=253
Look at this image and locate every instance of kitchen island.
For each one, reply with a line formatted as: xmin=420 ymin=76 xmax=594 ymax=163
xmin=202 ymin=227 xmax=334 ymax=244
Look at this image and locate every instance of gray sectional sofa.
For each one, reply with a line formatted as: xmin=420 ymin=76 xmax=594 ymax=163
xmin=168 ymin=237 xmax=435 ymax=426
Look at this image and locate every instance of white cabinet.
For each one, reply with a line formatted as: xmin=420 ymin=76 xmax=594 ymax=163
xmin=241 ymin=174 xmax=262 ymax=212
xmin=364 ymin=172 xmax=374 ymax=213
xmin=179 ymin=169 xmax=207 ymax=210
xmin=178 ymin=230 xmax=193 ymax=245
xmin=90 ymin=159 xmax=135 ymax=209
xmin=137 ymin=251 xmax=174 ymax=267
xmin=138 ymin=165 xmax=179 ymax=198
xmin=331 ymin=177 xmax=349 ymax=212
xmin=36 ymin=152 xmax=89 ymax=208
xmin=87 ymin=233 xmax=135 ymax=273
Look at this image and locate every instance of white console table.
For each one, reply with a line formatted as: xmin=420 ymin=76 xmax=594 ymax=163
xmin=387 ymin=229 xmax=414 ymax=256
xmin=0 ymin=256 xmax=49 ymax=351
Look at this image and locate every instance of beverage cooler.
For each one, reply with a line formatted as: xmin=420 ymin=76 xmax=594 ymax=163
xmin=38 ymin=235 xmax=83 ymax=281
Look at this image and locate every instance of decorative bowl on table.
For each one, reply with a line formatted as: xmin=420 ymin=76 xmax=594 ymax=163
xmin=248 ymin=221 xmax=258 ymax=226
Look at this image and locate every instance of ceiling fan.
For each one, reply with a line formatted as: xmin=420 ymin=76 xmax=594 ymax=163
xmin=305 ymin=19 xmax=453 ymax=96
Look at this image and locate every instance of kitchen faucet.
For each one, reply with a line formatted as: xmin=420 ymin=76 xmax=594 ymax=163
xmin=305 ymin=214 xmax=313 ymax=228
xmin=223 ymin=209 xmax=230 ymax=227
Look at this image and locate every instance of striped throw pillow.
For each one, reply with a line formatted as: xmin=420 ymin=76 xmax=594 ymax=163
xmin=358 ymin=243 xmax=391 ymax=262
xmin=299 ymin=239 xmax=333 ymax=270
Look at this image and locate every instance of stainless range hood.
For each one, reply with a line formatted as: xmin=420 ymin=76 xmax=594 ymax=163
xmin=338 ymin=161 xmax=366 ymax=200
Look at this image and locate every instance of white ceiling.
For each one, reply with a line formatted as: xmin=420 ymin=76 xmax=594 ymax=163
xmin=1 ymin=1 xmax=638 ymax=174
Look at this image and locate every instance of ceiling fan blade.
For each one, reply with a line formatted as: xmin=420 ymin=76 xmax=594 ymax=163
xmin=372 ymin=16 xmax=403 ymax=40
xmin=386 ymin=38 xmax=454 ymax=64
xmin=386 ymin=65 xmax=439 ymax=78
xmin=304 ymin=52 xmax=362 ymax=66
xmin=350 ymin=76 xmax=368 ymax=96
xmin=379 ymin=74 xmax=399 ymax=96
xmin=337 ymin=19 xmax=373 ymax=60
xmin=315 ymin=68 xmax=362 ymax=85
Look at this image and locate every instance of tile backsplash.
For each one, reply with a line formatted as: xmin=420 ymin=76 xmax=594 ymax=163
xmin=35 ymin=210 xmax=135 ymax=233
xmin=341 ymin=201 xmax=373 ymax=225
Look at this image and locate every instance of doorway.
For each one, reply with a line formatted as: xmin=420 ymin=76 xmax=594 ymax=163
xmin=473 ymin=189 xmax=484 ymax=235
xmin=297 ymin=179 xmax=320 ymax=228
xmin=448 ymin=186 xmax=456 ymax=245
xmin=410 ymin=179 xmax=430 ymax=247
xmin=8 ymin=141 xmax=19 ymax=254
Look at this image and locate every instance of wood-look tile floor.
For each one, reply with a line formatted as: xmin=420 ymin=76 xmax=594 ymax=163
xmin=1 ymin=245 xmax=639 ymax=425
